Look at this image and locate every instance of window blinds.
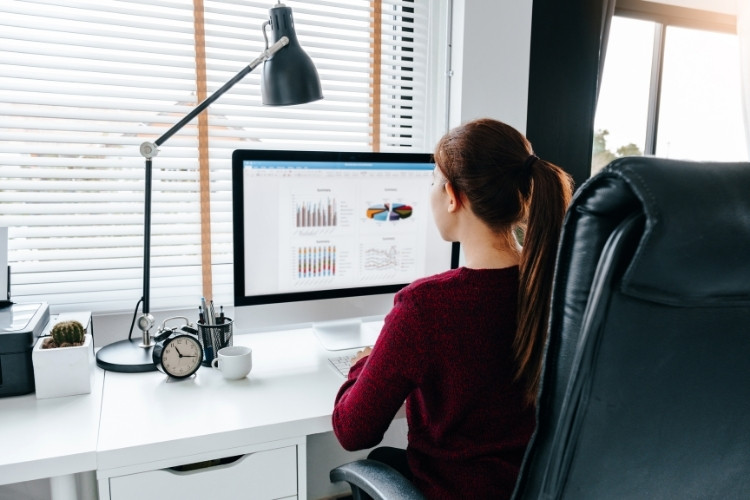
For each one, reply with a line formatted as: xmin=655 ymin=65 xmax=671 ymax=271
xmin=0 ymin=0 xmax=443 ymax=314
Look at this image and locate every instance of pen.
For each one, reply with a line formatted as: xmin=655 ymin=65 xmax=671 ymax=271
xmin=201 ymin=297 xmax=213 ymax=325
xmin=209 ymin=300 xmax=216 ymax=324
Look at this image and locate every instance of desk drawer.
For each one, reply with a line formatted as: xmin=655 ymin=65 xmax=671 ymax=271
xmin=108 ymin=445 xmax=297 ymax=500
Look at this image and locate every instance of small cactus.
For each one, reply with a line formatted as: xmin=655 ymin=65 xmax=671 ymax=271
xmin=47 ymin=320 xmax=86 ymax=348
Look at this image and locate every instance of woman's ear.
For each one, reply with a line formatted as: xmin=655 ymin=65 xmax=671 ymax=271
xmin=444 ymin=181 xmax=461 ymax=212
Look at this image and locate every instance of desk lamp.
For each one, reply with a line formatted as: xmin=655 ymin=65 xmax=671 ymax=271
xmin=96 ymin=2 xmax=322 ymax=372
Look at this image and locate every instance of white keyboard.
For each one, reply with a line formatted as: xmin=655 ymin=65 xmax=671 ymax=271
xmin=328 ymin=354 xmax=354 ymax=378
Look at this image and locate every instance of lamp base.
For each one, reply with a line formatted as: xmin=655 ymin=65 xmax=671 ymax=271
xmin=95 ymin=338 xmax=156 ymax=372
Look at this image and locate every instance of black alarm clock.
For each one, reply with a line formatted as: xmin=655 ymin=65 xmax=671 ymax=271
xmin=151 ymin=317 xmax=203 ymax=379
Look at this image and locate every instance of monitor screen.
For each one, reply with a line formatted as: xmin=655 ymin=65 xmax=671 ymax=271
xmin=232 ymin=150 xmax=459 ymax=347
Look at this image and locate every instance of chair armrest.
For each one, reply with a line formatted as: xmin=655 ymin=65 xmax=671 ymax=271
xmin=330 ymin=459 xmax=425 ymax=500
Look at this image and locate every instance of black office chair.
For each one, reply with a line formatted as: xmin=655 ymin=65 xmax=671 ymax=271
xmin=330 ymin=156 xmax=750 ymax=499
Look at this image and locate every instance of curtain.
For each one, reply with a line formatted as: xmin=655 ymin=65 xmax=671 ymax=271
xmin=526 ymin=0 xmax=614 ymax=188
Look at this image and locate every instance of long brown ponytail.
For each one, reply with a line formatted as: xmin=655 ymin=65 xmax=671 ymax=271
xmin=435 ymin=118 xmax=573 ymax=405
xmin=516 ymin=158 xmax=572 ymax=405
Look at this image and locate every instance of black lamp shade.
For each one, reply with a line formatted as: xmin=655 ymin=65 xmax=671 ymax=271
xmin=262 ymin=4 xmax=323 ymax=106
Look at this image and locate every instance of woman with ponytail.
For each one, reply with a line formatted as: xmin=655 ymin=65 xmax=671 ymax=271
xmin=333 ymin=118 xmax=573 ymax=499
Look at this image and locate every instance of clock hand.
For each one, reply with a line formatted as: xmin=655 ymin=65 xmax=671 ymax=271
xmin=174 ymin=346 xmax=184 ymax=357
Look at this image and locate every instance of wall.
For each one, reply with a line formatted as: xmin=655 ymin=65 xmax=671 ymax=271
xmin=448 ymin=1 xmax=533 ymax=133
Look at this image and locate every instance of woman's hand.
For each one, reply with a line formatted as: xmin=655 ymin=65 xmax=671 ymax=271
xmin=351 ymin=346 xmax=372 ymax=366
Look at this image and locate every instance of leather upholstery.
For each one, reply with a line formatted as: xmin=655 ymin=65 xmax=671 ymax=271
xmin=330 ymin=459 xmax=424 ymax=500
xmin=513 ymin=156 xmax=750 ymax=499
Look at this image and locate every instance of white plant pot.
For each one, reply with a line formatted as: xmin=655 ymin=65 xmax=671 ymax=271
xmin=32 ymin=334 xmax=93 ymax=399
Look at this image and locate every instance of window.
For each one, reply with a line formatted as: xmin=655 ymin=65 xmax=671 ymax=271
xmin=0 ymin=0 xmax=449 ymax=314
xmin=593 ymin=5 xmax=746 ymax=174
xmin=657 ymin=26 xmax=746 ymax=160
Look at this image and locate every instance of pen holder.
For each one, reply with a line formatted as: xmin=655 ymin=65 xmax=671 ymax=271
xmin=197 ymin=319 xmax=233 ymax=367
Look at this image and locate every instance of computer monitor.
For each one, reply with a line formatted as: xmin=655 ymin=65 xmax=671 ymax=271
xmin=232 ymin=150 xmax=459 ymax=350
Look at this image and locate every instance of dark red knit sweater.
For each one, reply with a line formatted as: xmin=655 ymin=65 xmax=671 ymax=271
xmin=333 ymin=266 xmax=535 ymax=499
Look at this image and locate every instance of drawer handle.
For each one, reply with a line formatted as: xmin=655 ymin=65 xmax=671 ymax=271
xmin=168 ymin=454 xmax=243 ymax=473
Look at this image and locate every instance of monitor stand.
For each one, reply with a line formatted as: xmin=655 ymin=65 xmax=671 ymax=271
xmin=313 ymin=317 xmax=384 ymax=351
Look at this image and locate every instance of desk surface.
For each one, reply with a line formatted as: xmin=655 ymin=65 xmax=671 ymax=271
xmin=97 ymin=327 xmax=348 ymax=473
xmin=0 ymin=356 xmax=104 ymax=485
xmin=0 ymin=327 xmax=356 ymax=486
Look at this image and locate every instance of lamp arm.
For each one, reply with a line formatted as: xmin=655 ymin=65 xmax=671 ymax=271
xmin=134 ymin=35 xmax=290 ymax=344
xmin=139 ymin=35 xmax=290 ymax=159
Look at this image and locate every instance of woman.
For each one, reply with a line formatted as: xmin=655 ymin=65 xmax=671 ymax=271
xmin=332 ymin=118 xmax=573 ymax=499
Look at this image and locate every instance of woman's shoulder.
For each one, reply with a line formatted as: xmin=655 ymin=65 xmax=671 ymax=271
xmin=400 ymin=266 xmax=519 ymax=297
xmin=404 ymin=268 xmax=462 ymax=292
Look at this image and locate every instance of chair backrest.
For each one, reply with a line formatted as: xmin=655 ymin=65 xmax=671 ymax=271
xmin=513 ymin=156 xmax=750 ymax=499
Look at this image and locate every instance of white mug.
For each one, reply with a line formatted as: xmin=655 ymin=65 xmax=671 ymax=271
xmin=211 ymin=345 xmax=252 ymax=380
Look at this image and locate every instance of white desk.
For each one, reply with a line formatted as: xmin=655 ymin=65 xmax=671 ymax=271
xmin=96 ymin=327 xmax=352 ymax=499
xmin=0 ymin=357 xmax=104 ymax=500
xmin=0 ymin=327 xmax=373 ymax=499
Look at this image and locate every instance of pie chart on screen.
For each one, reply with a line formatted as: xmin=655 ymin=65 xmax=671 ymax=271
xmin=366 ymin=203 xmax=413 ymax=221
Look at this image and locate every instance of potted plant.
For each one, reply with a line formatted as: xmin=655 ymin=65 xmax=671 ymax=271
xmin=32 ymin=319 xmax=93 ymax=399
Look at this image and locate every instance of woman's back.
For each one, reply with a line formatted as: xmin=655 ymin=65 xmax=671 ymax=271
xmin=334 ymin=266 xmax=535 ymax=498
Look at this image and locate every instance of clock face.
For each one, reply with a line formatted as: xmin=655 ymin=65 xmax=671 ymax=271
xmin=160 ymin=334 xmax=203 ymax=378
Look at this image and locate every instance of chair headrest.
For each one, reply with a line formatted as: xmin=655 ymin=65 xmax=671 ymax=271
xmin=583 ymin=156 xmax=750 ymax=306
